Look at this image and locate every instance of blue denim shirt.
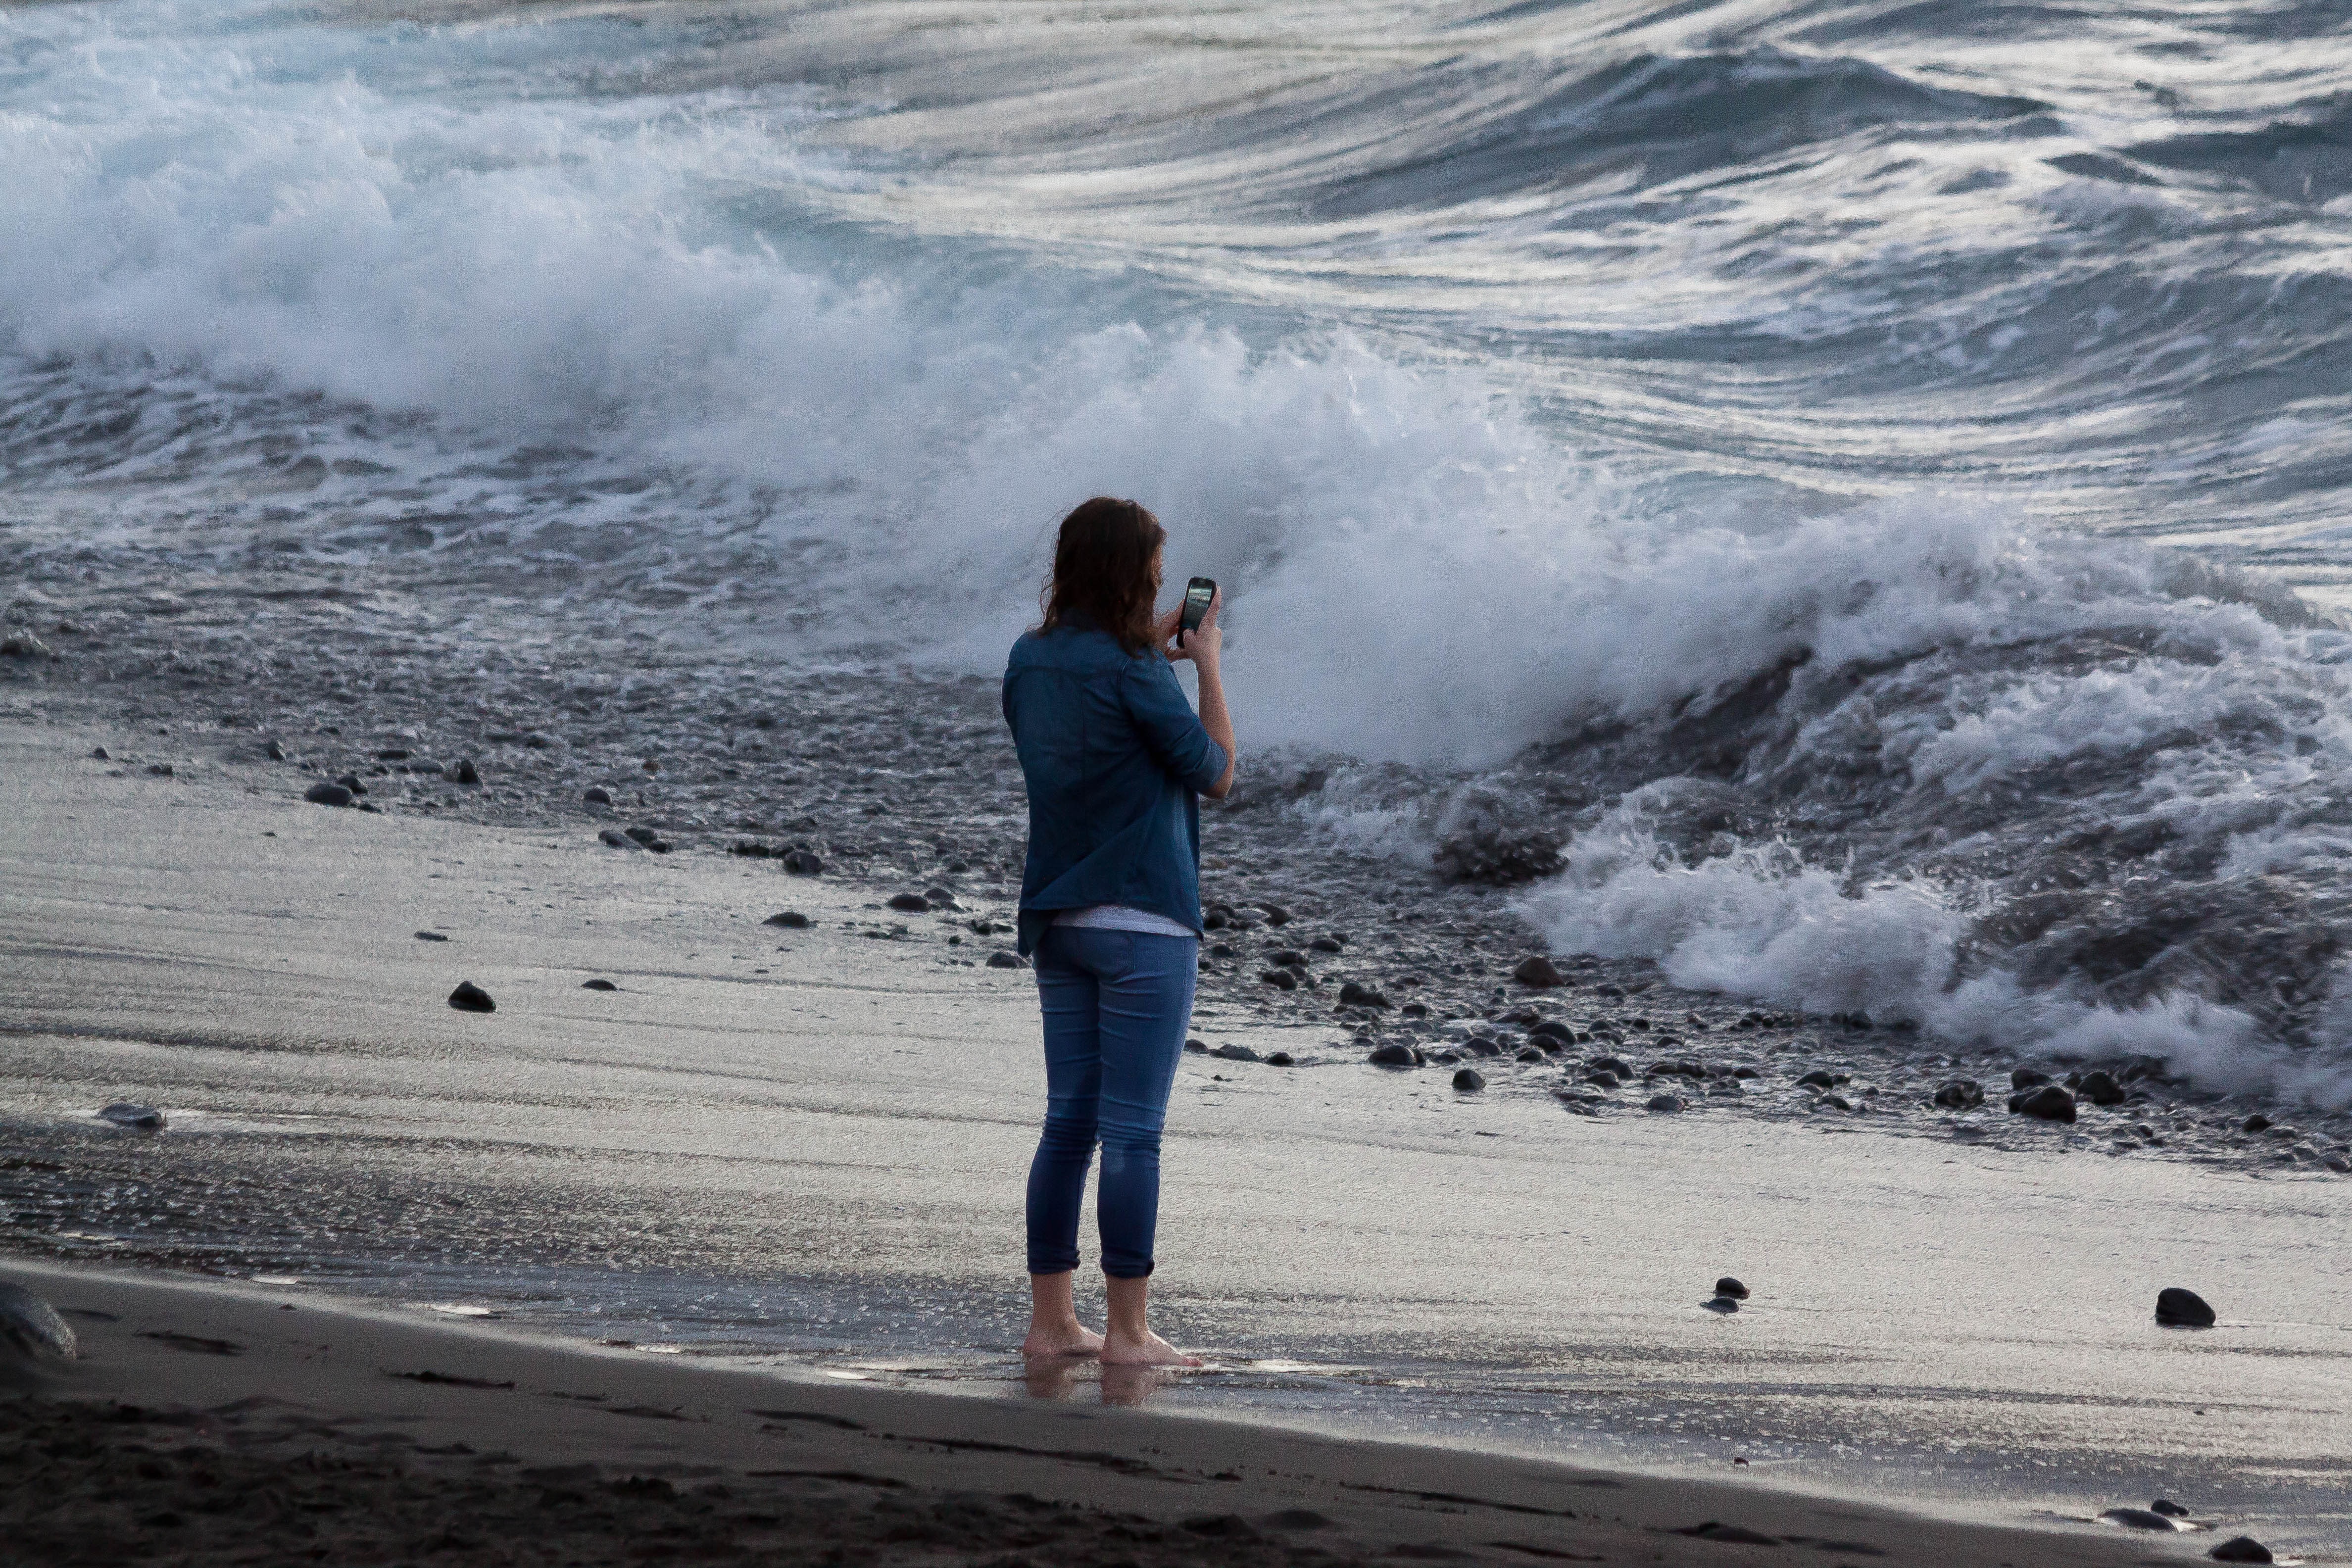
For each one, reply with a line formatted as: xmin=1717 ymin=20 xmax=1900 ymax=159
xmin=1002 ymin=622 xmax=1228 ymax=956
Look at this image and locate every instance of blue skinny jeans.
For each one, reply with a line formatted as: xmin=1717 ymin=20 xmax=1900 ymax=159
xmin=1026 ymin=926 xmax=1198 ymax=1279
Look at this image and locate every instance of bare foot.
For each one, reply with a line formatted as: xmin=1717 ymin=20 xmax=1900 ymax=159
xmin=1099 ymin=1328 xmax=1200 ymax=1367
xmin=1020 ymin=1322 xmax=1104 ymax=1359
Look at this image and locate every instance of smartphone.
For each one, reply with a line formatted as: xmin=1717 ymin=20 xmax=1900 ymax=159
xmin=1178 ymin=577 xmax=1216 ymax=642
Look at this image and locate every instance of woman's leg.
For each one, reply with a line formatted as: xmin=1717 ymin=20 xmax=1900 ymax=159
xmin=1023 ymin=928 xmax=1104 ymax=1357
xmin=1084 ymin=930 xmax=1201 ymax=1367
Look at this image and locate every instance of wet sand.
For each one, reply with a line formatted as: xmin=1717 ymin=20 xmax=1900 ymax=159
xmin=2 ymin=1258 xmax=2174 ymax=1568
xmin=3 ymin=720 xmax=2348 ymax=1556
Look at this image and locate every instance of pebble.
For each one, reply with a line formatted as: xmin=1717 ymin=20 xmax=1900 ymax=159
xmin=2009 ymin=1084 xmax=2077 ymax=1123
xmin=2241 ymin=1114 xmax=2271 ymax=1133
xmin=0 ymin=631 xmax=53 ymax=658
xmin=887 ymin=892 xmax=931 ymax=912
xmin=1514 ymin=1046 xmax=1545 ymax=1062
xmin=2156 ymin=1287 xmax=2215 ymax=1328
xmin=764 ymin=911 xmax=811 ymax=929
xmin=782 ymin=849 xmax=824 ymax=875
xmin=1797 ymin=1069 xmax=1837 ymax=1088
xmin=1453 ymin=1068 xmax=1485 ymax=1091
xmin=0 ymin=1282 xmax=77 ymax=1364
xmin=2100 ymin=1509 xmax=2183 ymax=1532
xmin=265 ymin=739 xmax=287 ymax=760
xmin=90 ymin=746 xmax=109 ymax=760
xmin=1212 ymin=1043 xmax=1260 ymax=1062
xmin=1368 ymin=1041 xmax=1419 ymax=1068
xmin=1337 ymin=980 xmax=1390 ymax=1008
xmin=1261 ymin=968 xmax=1298 ymax=991
xmin=98 ymin=1102 xmax=165 ymax=1130
xmin=1310 ymin=936 xmax=1343 ymax=953
xmin=581 ymin=979 xmax=618 ymax=991
xmin=1184 ymin=1038 xmax=1207 ymax=1052
xmin=1701 ymin=1296 xmax=1739 ymax=1315
xmin=304 ymin=781 xmax=354 ymax=807
xmin=1933 ymin=1078 xmax=1984 ymax=1109
xmin=986 ymin=951 xmax=1027 ymax=969
xmin=2077 ymin=1069 xmax=2127 ymax=1106
xmin=1647 ymin=1093 xmax=1684 ymax=1114
xmin=1715 ymin=1276 xmax=1750 ymax=1300
xmin=414 ymin=931 xmax=447 ymax=942
xmin=2011 ymin=1066 xmax=2051 ymax=1089
xmin=623 ymin=826 xmax=672 ymax=853
xmin=447 ymin=980 xmax=496 ymax=1014
xmin=2152 ymin=1501 xmax=2190 ymax=1518
xmin=2208 ymin=1538 xmax=2273 ymax=1564
xmin=584 ymin=786 xmax=613 ymax=805
xmin=1512 ymin=955 xmax=1566 ymax=988
xmin=1264 ymin=1051 xmax=1294 ymax=1067
xmin=599 ymin=828 xmax=639 ymax=849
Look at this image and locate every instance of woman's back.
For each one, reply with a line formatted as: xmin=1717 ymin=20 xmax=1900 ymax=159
xmin=1002 ymin=622 xmax=1227 ymax=958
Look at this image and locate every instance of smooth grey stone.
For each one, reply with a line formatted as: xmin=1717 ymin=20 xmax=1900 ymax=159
xmin=764 ymin=911 xmax=811 ymax=929
xmin=265 ymin=740 xmax=287 ymax=760
xmin=2156 ymin=1287 xmax=2215 ymax=1327
xmin=2100 ymin=1509 xmax=2183 ymax=1531
xmin=2152 ymin=1501 xmax=2190 ymax=1518
xmin=1368 ymin=1041 xmax=1418 ymax=1068
xmin=1647 ymin=1093 xmax=1684 ymax=1114
xmin=1309 ymin=936 xmax=1343 ymax=953
xmin=2009 ymin=1084 xmax=2077 ymax=1122
xmin=1264 ymin=1051 xmax=1294 ymax=1067
xmin=2208 ymin=1538 xmax=2273 ymax=1563
xmin=2011 ymin=1066 xmax=2051 ymax=1089
xmin=447 ymin=980 xmax=495 ymax=1014
xmin=304 ymin=781 xmax=353 ymax=807
xmin=2077 ymin=1069 xmax=2127 ymax=1106
xmin=1212 ymin=1043 xmax=1260 ymax=1062
xmin=1512 ymin=956 xmax=1565 ymax=988
xmin=91 ymin=746 xmax=110 ymax=760
xmin=445 ymin=758 xmax=480 ymax=784
xmin=98 ymin=1102 xmax=164 ymax=1130
xmin=1715 ymin=1276 xmax=1749 ymax=1300
xmin=781 ymin=849 xmax=824 ymax=875
xmin=1701 ymin=1296 xmax=1739 ymax=1315
xmin=0 ymin=1283 xmax=76 ymax=1364
xmin=886 ymin=892 xmax=930 ymax=912
xmin=581 ymin=979 xmax=617 ymax=991
xmin=1934 ymin=1078 xmax=1984 ymax=1109
xmin=584 ymin=786 xmax=613 ymax=805
xmin=986 ymin=950 xmax=1026 ymax=969
xmin=598 ymin=828 xmax=640 ymax=849
xmin=1452 ymin=1068 xmax=1485 ymax=1091
xmin=1184 ymin=1038 xmax=1208 ymax=1053
xmin=1337 ymin=980 xmax=1390 ymax=1008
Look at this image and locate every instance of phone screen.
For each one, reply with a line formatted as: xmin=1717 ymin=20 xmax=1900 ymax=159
xmin=1179 ymin=577 xmax=1216 ymax=634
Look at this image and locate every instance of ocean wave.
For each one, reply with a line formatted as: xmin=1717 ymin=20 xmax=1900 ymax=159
xmin=1295 ymin=48 xmax=2045 ymax=218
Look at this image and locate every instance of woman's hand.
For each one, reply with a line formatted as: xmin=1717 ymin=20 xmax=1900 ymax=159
xmin=1166 ymin=587 xmax=1222 ymax=668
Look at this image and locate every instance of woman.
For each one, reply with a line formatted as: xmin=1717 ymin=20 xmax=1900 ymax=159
xmin=1001 ymin=496 xmax=1236 ymax=1368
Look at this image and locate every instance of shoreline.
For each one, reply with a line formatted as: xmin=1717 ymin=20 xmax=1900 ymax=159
xmin=2 ymin=717 xmax=2348 ymax=1556
xmin=2 ymin=1256 xmax=2173 ymax=1568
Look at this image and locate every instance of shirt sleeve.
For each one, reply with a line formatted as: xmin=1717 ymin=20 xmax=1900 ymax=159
xmin=1121 ymin=657 xmax=1227 ymax=795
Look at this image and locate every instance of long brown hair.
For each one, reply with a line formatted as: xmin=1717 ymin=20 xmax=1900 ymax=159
xmin=1039 ymin=497 xmax=1166 ymax=656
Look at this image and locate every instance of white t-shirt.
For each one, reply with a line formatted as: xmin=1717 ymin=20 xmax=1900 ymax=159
xmin=1052 ymin=903 xmax=1197 ymax=938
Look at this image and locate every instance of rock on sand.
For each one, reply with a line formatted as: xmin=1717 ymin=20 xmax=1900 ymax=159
xmin=447 ymin=980 xmax=496 ymax=1013
xmin=0 ymin=1283 xmax=76 ymax=1364
xmin=98 ymin=1102 xmax=165 ymax=1129
xmin=1512 ymin=956 xmax=1565 ymax=987
xmin=2156 ymin=1287 xmax=2216 ymax=1328
xmin=2209 ymin=1538 xmax=2273 ymax=1563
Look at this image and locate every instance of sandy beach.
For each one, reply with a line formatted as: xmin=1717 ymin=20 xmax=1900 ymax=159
xmin=4 ymin=719 xmax=2346 ymax=1561
xmin=2 ymin=1257 xmax=2183 ymax=1568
